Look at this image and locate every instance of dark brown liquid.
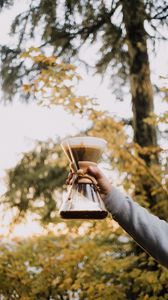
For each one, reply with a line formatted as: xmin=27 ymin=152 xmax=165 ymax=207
xmin=65 ymin=145 xmax=102 ymax=164
xmin=60 ymin=210 xmax=108 ymax=219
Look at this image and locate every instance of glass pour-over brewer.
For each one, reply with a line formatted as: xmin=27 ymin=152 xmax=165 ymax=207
xmin=59 ymin=136 xmax=108 ymax=219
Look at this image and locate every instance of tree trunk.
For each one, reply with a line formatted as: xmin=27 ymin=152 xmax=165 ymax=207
xmin=121 ymin=0 xmax=161 ymax=212
xmin=121 ymin=0 xmax=157 ymax=161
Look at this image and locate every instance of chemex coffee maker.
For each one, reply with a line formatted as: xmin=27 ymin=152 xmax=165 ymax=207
xmin=59 ymin=136 xmax=108 ymax=219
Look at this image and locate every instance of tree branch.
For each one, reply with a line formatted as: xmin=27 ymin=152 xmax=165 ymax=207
xmin=151 ymin=5 xmax=168 ymax=20
xmin=17 ymin=1 xmax=33 ymax=48
xmin=125 ymin=147 xmax=168 ymax=197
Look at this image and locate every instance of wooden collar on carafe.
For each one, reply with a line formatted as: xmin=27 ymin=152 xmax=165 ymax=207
xmin=71 ymin=161 xmax=98 ymax=185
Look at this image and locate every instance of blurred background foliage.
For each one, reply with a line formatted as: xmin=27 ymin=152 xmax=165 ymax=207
xmin=0 ymin=0 xmax=168 ymax=299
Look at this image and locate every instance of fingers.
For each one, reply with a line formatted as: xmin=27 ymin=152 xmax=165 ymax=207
xmin=87 ymin=165 xmax=103 ymax=180
xmin=66 ymin=161 xmax=112 ymax=197
xmin=87 ymin=165 xmax=112 ymax=195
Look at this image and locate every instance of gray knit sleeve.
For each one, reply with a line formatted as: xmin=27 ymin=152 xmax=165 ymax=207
xmin=104 ymin=187 xmax=168 ymax=268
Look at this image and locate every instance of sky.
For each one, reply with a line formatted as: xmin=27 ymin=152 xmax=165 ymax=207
xmin=0 ymin=1 xmax=168 ymax=236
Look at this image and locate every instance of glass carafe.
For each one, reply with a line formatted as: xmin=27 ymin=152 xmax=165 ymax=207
xmin=59 ymin=136 xmax=108 ymax=220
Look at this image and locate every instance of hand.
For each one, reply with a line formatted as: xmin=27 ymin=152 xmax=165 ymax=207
xmin=87 ymin=164 xmax=112 ymax=198
xmin=66 ymin=162 xmax=112 ymax=198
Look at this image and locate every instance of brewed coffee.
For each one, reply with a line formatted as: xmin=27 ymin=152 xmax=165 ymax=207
xmin=60 ymin=183 xmax=108 ymax=219
xmin=65 ymin=145 xmax=102 ymax=166
xmin=60 ymin=136 xmax=108 ymax=220
xmin=60 ymin=210 xmax=108 ymax=219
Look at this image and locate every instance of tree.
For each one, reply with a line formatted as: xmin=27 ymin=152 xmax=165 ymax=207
xmin=1 ymin=1 xmax=168 ymax=298
xmin=3 ymin=140 xmax=68 ymax=224
xmin=2 ymin=51 xmax=168 ymax=298
xmin=0 ymin=221 xmax=168 ymax=299
xmin=1 ymin=0 xmax=168 ymax=144
xmin=1 ymin=0 xmax=168 ymax=201
xmin=2 ymin=48 xmax=94 ymax=224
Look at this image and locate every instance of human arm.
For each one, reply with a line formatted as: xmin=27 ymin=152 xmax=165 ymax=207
xmin=87 ymin=165 xmax=168 ymax=268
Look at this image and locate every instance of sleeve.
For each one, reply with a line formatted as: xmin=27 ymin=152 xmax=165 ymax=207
xmin=104 ymin=187 xmax=168 ymax=268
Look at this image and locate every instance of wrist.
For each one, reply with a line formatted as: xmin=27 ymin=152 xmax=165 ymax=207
xmin=104 ymin=184 xmax=113 ymax=196
xmin=99 ymin=184 xmax=112 ymax=200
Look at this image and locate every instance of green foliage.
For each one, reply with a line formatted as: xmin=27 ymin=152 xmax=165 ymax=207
xmin=1 ymin=49 xmax=168 ymax=298
xmin=0 ymin=1 xmax=168 ymax=297
xmin=0 ymin=229 xmax=168 ymax=300
xmin=3 ymin=103 xmax=167 ymax=224
xmin=86 ymin=112 xmax=168 ymax=215
xmin=0 ymin=0 xmax=13 ymax=10
xmin=20 ymin=48 xmax=94 ymax=114
xmin=3 ymin=140 xmax=68 ymax=224
xmin=0 ymin=0 xmax=168 ymax=100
